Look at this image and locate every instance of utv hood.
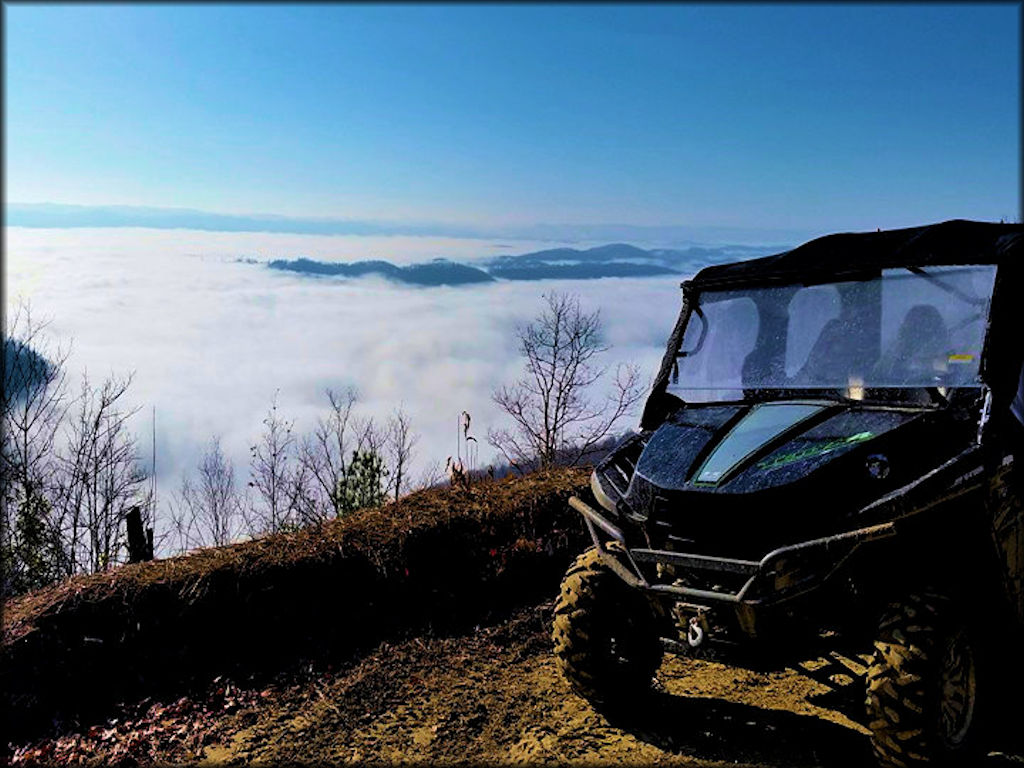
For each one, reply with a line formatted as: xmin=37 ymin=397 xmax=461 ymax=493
xmin=631 ymin=400 xmax=920 ymax=495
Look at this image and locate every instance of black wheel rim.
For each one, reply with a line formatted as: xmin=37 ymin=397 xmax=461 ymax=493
xmin=603 ymin=594 xmax=654 ymax=674
xmin=938 ymin=629 xmax=977 ymax=748
xmin=607 ymin=610 xmax=642 ymax=667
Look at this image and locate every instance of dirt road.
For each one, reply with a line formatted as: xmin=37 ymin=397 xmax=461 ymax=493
xmin=10 ymin=602 xmax=1022 ymax=766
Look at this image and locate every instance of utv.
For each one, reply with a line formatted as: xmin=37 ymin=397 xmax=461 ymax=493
xmin=553 ymin=220 xmax=1024 ymax=767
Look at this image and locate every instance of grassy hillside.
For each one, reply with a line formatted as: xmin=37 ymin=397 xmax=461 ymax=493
xmin=2 ymin=467 xmax=591 ymax=744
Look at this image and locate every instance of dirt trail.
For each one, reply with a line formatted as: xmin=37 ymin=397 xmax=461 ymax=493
xmin=14 ymin=601 xmax=1022 ymax=767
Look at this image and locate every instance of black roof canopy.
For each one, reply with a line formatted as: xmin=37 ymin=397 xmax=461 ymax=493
xmin=691 ymin=220 xmax=1024 ymax=290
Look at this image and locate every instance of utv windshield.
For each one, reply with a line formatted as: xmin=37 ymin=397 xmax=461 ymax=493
xmin=667 ymin=265 xmax=997 ymax=403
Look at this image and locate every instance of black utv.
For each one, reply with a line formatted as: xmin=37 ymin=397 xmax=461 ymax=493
xmin=553 ymin=220 xmax=1024 ymax=767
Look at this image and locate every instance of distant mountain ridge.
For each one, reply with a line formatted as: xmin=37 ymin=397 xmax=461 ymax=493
xmin=267 ymin=257 xmax=494 ymax=286
xmin=265 ymin=242 xmax=785 ymax=286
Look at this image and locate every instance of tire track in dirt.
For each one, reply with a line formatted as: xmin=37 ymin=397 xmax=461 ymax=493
xmin=11 ymin=603 xmax=1024 ymax=766
xmin=184 ymin=605 xmax=875 ymax=767
xmin=179 ymin=603 xmax=1024 ymax=767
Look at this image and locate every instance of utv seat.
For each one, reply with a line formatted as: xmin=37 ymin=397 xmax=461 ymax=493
xmin=873 ymin=304 xmax=949 ymax=385
xmin=792 ymin=318 xmax=859 ymax=386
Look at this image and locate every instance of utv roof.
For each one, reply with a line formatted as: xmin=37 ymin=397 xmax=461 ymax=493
xmin=691 ymin=219 xmax=1024 ymax=289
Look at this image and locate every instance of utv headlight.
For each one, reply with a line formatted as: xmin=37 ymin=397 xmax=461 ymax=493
xmin=590 ymin=470 xmax=618 ymax=514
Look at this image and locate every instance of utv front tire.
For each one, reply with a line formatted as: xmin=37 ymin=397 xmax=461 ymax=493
xmin=865 ymin=593 xmax=984 ymax=767
xmin=552 ymin=546 xmax=662 ymax=708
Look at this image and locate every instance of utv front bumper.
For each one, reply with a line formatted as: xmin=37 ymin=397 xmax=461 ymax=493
xmin=569 ymin=495 xmax=896 ymax=637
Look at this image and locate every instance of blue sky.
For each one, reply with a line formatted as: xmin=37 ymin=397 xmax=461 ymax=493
xmin=5 ymin=3 xmax=1021 ymax=236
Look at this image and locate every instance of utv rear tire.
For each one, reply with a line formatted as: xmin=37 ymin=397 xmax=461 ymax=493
xmin=552 ymin=546 xmax=663 ymax=708
xmin=865 ymin=593 xmax=984 ymax=767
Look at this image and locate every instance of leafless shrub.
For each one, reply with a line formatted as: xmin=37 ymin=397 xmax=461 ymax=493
xmin=386 ymin=406 xmax=419 ymax=501
xmin=246 ymin=391 xmax=301 ymax=535
xmin=170 ymin=436 xmax=243 ymax=551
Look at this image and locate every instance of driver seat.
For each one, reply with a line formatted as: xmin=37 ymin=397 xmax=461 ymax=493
xmin=793 ymin=318 xmax=856 ymax=385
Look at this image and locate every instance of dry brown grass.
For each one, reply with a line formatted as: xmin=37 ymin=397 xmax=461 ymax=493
xmin=2 ymin=467 xmax=592 ymax=744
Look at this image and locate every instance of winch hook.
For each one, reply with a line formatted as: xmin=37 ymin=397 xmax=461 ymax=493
xmin=687 ymin=616 xmax=705 ymax=648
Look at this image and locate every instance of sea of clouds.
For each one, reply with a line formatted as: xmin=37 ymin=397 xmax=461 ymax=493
xmin=5 ymin=226 xmax=694 ymax=529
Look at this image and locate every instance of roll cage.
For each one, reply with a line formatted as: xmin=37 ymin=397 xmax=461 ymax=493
xmin=642 ymin=221 xmax=1024 ymax=431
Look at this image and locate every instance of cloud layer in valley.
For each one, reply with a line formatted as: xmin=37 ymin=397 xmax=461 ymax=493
xmin=5 ymin=226 xmax=704 ymax=535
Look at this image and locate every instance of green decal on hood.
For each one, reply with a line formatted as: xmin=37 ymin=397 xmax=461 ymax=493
xmin=757 ymin=430 xmax=874 ymax=471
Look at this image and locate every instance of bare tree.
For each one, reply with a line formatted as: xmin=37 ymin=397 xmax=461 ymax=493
xmin=286 ymin=448 xmax=318 ymax=525
xmin=386 ymin=406 xmax=419 ymax=501
xmin=247 ymin=392 xmax=299 ymax=534
xmin=56 ymin=371 xmax=150 ymax=574
xmin=296 ymin=387 xmax=360 ymax=521
xmin=292 ymin=388 xmax=410 ymax=520
xmin=170 ymin=436 xmax=242 ymax=551
xmin=489 ymin=292 xmax=643 ymax=469
xmin=355 ymin=413 xmax=387 ymax=461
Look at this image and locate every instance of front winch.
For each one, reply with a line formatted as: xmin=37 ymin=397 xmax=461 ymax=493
xmin=674 ymin=599 xmax=712 ymax=649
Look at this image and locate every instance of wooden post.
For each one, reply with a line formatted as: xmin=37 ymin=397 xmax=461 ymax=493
xmin=126 ymin=506 xmax=152 ymax=563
